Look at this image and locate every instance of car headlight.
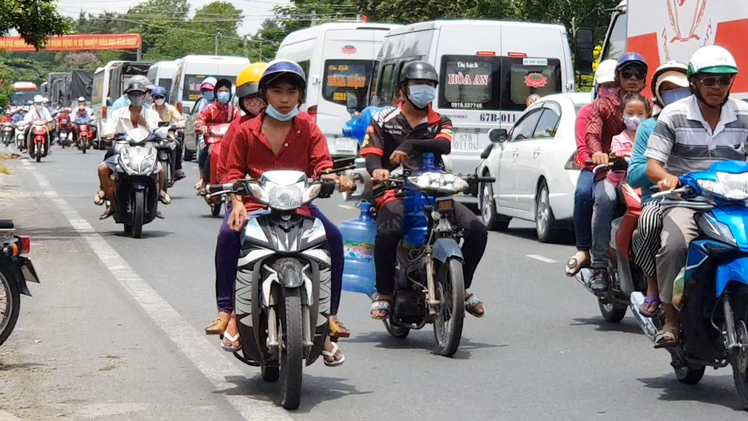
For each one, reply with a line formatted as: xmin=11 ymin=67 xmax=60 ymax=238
xmin=266 ymin=182 xmax=305 ymax=210
xmin=697 ymin=171 xmax=748 ymax=200
xmin=408 ymin=172 xmax=470 ymax=193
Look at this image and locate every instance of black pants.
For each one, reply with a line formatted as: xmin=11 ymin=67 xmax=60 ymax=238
xmin=175 ymin=138 xmax=183 ymax=171
xmin=375 ymin=199 xmax=488 ymax=295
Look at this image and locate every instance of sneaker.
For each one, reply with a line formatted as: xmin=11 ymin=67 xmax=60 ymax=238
xmin=589 ymin=268 xmax=610 ymax=295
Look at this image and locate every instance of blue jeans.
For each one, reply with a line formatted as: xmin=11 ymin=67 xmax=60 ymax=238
xmin=573 ymin=169 xmax=594 ymax=251
xmin=591 ymin=180 xmax=619 ymax=268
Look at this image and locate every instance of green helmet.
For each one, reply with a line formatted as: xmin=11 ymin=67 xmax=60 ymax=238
xmin=687 ymin=45 xmax=738 ymax=78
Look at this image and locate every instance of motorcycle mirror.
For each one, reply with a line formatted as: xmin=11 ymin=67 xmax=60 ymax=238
xmin=158 ymin=121 xmax=169 ymax=128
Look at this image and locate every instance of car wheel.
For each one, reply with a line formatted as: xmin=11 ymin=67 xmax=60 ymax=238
xmin=480 ymin=181 xmax=510 ymax=231
xmin=535 ymin=180 xmax=560 ymax=243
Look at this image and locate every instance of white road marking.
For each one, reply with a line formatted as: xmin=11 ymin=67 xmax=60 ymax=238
xmin=526 ymin=254 xmax=558 ymax=264
xmin=20 ymin=161 xmax=292 ymax=421
xmin=337 ymin=204 xmax=358 ymax=210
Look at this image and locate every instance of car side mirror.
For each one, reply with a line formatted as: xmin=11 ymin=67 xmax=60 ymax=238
xmin=574 ymin=27 xmax=595 ymax=76
xmin=488 ymin=128 xmax=508 ymax=143
xmin=346 ymin=92 xmax=358 ymax=114
xmin=106 ymin=97 xmax=112 ymax=107
xmin=480 ymin=143 xmax=494 ymax=159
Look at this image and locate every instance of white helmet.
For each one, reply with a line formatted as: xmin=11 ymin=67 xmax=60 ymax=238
xmin=33 ymin=95 xmax=44 ymax=104
xmin=687 ymin=45 xmax=738 ymax=78
xmin=652 ymin=61 xmax=689 ymax=106
xmin=595 ymin=59 xmax=618 ymax=84
xmin=77 ymin=96 xmax=86 ymax=102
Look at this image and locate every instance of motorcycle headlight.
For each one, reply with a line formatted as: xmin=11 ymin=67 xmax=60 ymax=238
xmin=407 ymin=172 xmax=469 ymax=194
xmin=266 ymin=182 xmax=305 ymax=211
xmin=697 ymin=172 xmax=748 ymax=200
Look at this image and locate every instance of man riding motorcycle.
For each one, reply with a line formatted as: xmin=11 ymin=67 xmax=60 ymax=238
xmin=22 ymin=95 xmax=53 ymax=153
xmin=360 ymin=60 xmax=488 ymax=320
xmin=644 ymin=45 xmax=748 ymax=347
xmin=151 ymin=86 xmax=186 ymax=180
xmin=585 ymin=53 xmax=649 ymax=294
xmin=626 ymin=61 xmax=691 ymax=317
xmin=194 ymin=78 xmax=240 ymax=194
xmin=96 ymin=82 xmax=172 ymax=220
xmin=110 ymin=76 xmax=155 ymax=112
xmin=72 ymin=97 xmax=97 ymax=143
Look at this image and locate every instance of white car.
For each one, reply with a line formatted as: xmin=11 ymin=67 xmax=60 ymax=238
xmin=476 ymin=92 xmax=591 ymax=243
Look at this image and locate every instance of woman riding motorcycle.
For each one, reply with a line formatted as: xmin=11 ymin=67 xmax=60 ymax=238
xmin=626 ymin=61 xmax=691 ymax=317
xmin=151 ymin=86 xmax=187 ymax=180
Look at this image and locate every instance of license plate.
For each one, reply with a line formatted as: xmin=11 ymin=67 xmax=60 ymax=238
xmin=453 ymin=132 xmax=479 ymax=151
xmin=335 ymin=138 xmax=356 ymax=151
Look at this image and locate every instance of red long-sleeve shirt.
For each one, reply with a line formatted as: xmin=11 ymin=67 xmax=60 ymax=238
xmin=217 ymin=115 xmax=252 ymax=184
xmin=195 ymin=102 xmax=240 ymax=132
xmin=0 ymin=116 xmax=11 ymax=124
xmin=225 ymin=112 xmax=333 ymax=215
xmin=575 ymin=104 xmax=593 ymax=171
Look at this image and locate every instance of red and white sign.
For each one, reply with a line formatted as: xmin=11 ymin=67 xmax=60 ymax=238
xmin=524 ymin=73 xmax=547 ymax=88
xmin=342 ymin=45 xmax=357 ymax=55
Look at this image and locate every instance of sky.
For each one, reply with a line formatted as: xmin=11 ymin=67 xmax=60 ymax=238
xmin=56 ymin=0 xmax=290 ymax=36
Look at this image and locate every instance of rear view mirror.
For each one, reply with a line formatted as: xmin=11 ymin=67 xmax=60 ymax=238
xmin=106 ymin=97 xmax=112 ymax=107
xmin=480 ymin=143 xmax=494 ymax=159
xmin=574 ymin=28 xmax=595 ymax=75
xmin=488 ymin=128 xmax=508 ymax=143
xmin=346 ymin=92 xmax=358 ymax=114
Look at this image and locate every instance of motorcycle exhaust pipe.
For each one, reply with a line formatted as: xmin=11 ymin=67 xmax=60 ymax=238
xmin=629 ymin=292 xmax=658 ymax=342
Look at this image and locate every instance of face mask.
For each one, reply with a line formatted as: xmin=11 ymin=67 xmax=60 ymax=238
xmin=154 ymin=98 xmax=165 ymax=106
xmin=34 ymin=105 xmax=43 ymax=112
xmin=129 ymin=96 xmax=143 ymax=107
xmin=624 ymin=116 xmax=642 ymax=131
xmin=203 ymin=91 xmax=215 ymax=101
xmin=598 ymin=87 xmax=619 ymax=99
xmin=265 ymin=104 xmax=299 ymax=122
xmin=661 ymin=87 xmax=691 ymax=106
xmin=244 ymin=97 xmax=266 ymax=116
xmin=216 ymin=92 xmax=231 ymax=104
xmin=408 ymin=85 xmax=436 ymax=109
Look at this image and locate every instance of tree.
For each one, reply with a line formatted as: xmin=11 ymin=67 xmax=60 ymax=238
xmin=63 ymin=52 xmax=99 ymax=69
xmin=0 ymin=64 xmax=16 ymax=108
xmin=0 ymin=0 xmax=72 ymax=50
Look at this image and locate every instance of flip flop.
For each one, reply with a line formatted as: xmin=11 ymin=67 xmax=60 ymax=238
xmin=321 ymin=342 xmax=345 ymax=367
xmin=638 ymin=296 xmax=661 ymax=318
xmin=565 ymin=256 xmax=589 ymax=277
xmin=370 ymin=300 xmax=391 ymax=320
xmin=221 ymin=332 xmax=241 ymax=352
xmin=329 ymin=318 xmax=351 ymax=338
xmin=99 ymin=209 xmax=114 ymax=220
xmin=94 ymin=189 xmax=106 ymax=206
xmin=205 ymin=317 xmax=228 ymax=335
xmin=654 ymin=330 xmax=678 ymax=349
xmin=159 ymin=191 xmax=171 ymax=205
xmin=465 ymin=293 xmax=485 ymax=318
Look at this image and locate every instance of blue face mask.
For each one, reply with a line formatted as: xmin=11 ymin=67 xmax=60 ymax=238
xmin=203 ymin=91 xmax=215 ymax=101
xmin=661 ymin=87 xmax=691 ymax=106
xmin=216 ymin=92 xmax=231 ymax=104
xmin=265 ymin=104 xmax=299 ymax=122
xmin=408 ymin=85 xmax=436 ymax=109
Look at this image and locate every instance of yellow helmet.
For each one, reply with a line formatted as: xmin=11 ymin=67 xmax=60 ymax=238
xmin=236 ymin=62 xmax=268 ymax=98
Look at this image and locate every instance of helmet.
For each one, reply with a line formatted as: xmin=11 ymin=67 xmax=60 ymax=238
xmin=260 ymin=59 xmax=306 ymax=91
xmin=129 ymin=75 xmax=151 ymax=87
xmin=687 ymin=45 xmax=738 ymax=78
xmin=595 ymin=59 xmax=618 ymax=84
xmin=616 ymin=52 xmax=648 ymax=73
xmin=125 ymin=82 xmax=147 ymax=94
xmin=651 ymin=61 xmax=688 ymax=104
xmin=200 ymin=76 xmax=217 ymax=91
xmin=151 ymin=86 xmax=167 ymax=98
xmin=236 ymin=63 xmax=268 ymax=98
xmin=33 ymin=95 xmax=44 ymax=104
xmin=77 ymin=96 xmax=86 ymax=103
xmin=399 ymin=61 xmax=439 ymax=85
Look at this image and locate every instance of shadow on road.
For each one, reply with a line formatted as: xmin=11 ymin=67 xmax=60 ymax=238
xmin=346 ymin=330 xmax=506 ymax=359
xmin=7 ymin=226 xmax=80 ymax=241
xmin=570 ymin=317 xmax=644 ymax=335
xmin=105 ymin=230 xmax=174 ymax=239
xmin=637 ymin=372 xmax=743 ymax=411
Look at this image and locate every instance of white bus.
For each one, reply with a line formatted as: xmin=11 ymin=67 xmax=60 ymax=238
xmin=275 ymin=22 xmax=401 ymax=159
xmin=147 ymin=60 xmax=178 ymax=98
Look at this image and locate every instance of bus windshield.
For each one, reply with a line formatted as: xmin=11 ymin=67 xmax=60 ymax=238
xmin=10 ymin=90 xmax=38 ymax=106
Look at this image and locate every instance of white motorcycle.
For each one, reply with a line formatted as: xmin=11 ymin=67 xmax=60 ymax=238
xmin=14 ymin=122 xmax=27 ymax=150
xmin=1 ymin=122 xmax=13 ymax=146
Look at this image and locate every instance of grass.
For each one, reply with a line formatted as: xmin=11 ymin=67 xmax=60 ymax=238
xmin=0 ymin=152 xmax=12 ymax=175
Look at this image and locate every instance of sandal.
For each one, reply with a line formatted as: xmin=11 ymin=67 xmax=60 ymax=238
xmin=99 ymin=208 xmax=115 ymax=220
xmin=638 ymin=296 xmax=661 ymax=318
xmin=321 ymin=342 xmax=345 ymax=367
xmin=370 ymin=300 xmax=391 ymax=320
xmin=205 ymin=317 xmax=228 ymax=335
xmin=465 ymin=293 xmax=485 ymax=318
xmin=159 ymin=191 xmax=171 ymax=205
xmin=329 ymin=317 xmax=351 ymax=338
xmin=565 ymin=254 xmax=589 ymax=277
xmin=94 ymin=189 xmax=106 ymax=206
xmin=221 ymin=332 xmax=241 ymax=352
xmin=654 ymin=329 xmax=678 ymax=349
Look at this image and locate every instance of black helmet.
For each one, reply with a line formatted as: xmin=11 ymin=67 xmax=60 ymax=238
xmin=399 ymin=61 xmax=439 ymax=85
xmin=126 ymin=82 xmax=147 ymax=94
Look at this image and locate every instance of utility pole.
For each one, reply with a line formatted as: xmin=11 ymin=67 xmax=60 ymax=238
xmin=311 ymin=10 xmax=316 ymax=26
xmin=243 ymin=35 xmax=248 ymax=58
xmin=215 ymin=30 xmax=222 ymax=55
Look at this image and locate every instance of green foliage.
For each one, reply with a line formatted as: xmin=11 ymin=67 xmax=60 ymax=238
xmin=0 ymin=0 xmax=72 ymax=49
xmin=0 ymin=63 xmax=15 ymax=107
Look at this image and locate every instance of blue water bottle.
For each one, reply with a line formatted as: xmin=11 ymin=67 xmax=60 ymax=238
xmin=341 ymin=202 xmax=377 ymax=295
xmin=403 ymin=153 xmax=440 ymax=247
xmin=342 ymin=106 xmax=385 ymax=144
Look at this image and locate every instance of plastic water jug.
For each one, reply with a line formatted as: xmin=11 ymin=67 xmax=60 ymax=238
xmin=341 ymin=202 xmax=377 ymax=295
xmin=403 ymin=153 xmax=441 ymax=247
xmin=342 ymin=106 xmax=385 ymax=144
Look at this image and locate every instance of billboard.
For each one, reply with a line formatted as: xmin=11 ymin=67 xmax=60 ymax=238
xmin=0 ymin=34 xmax=142 ymax=52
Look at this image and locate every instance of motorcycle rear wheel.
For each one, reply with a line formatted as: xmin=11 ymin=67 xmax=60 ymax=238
xmin=674 ymin=364 xmax=706 ymax=384
xmin=383 ymin=319 xmax=410 ymax=339
xmin=598 ymin=299 xmax=627 ymax=323
xmin=0 ymin=266 xmax=20 ymax=347
xmin=280 ymin=288 xmax=303 ymax=410
xmin=433 ymin=258 xmax=465 ymax=357
xmin=132 ymin=190 xmax=145 ymax=238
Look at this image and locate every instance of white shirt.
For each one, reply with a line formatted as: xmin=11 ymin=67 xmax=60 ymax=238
xmin=23 ymin=106 xmax=52 ymax=124
xmin=102 ymin=106 xmax=161 ymax=137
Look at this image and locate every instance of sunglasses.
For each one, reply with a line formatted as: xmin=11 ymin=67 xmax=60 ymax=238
xmin=153 ymin=95 xmax=165 ymax=100
xmin=700 ymin=75 xmax=734 ymax=87
xmin=620 ymin=69 xmax=646 ymax=80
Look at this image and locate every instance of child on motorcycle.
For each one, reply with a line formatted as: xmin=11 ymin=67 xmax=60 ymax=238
xmin=607 ymin=93 xmax=651 ymax=187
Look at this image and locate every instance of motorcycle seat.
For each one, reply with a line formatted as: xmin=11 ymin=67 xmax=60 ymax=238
xmin=0 ymin=220 xmax=15 ymax=229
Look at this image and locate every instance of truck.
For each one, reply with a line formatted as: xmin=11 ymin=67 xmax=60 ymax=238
xmin=10 ymin=82 xmax=38 ymax=107
xmin=581 ymin=0 xmax=748 ymax=99
xmin=62 ymin=70 xmax=94 ymax=108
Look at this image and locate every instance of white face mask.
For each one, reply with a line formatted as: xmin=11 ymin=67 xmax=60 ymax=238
xmin=154 ymin=98 xmax=165 ymax=106
xmin=34 ymin=104 xmax=43 ymax=112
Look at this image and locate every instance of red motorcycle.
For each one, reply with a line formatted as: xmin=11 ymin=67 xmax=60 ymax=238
xmin=203 ymin=123 xmax=230 ymax=217
xmin=77 ymin=122 xmax=91 ymax=154
xmin=57 ymin=109 xmax=73 ymax=147
xmin=29 ymin=119 xmax=50 ymax=163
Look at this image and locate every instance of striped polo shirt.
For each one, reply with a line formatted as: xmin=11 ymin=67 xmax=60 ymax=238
xmin=644 ymin=95 xmax=748 ymax=209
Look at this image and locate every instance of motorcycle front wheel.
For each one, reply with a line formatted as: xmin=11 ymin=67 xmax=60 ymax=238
xmin=433 ymin=258 xmax=465 ymax=357
xmin=132 ymin=190 xmax=145 ymax=238
xmin=730 ymin=285 xmax=748 ymax=409
xmin=280 ymin=288 xmax=303 ymax=410
xmin=0 ymin=265 xmax=20 ymax=347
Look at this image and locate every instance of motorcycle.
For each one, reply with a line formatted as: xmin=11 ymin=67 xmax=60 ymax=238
xmin=1 ymin=122 xmax=13 ymax=146
xmin=57 ymin=109 xmax=72 ymax=147
xmin=573 ymin=152 xmax=647 ymax=322
xmin=76 ymin=122 xmax=93 ymax=154
xmin=109 ymin=126 xmax=163 ymax=238
xmin=629 ymin=160 xmax=748 ymax=408
xmin=155 ymin=125 xmax=178 ymax=191
xmin=0 ymin=220 xmax=39 ymax=347
xmin=207 ymin=168 xmax=344 ymax=410
xmin=14 ymin=122 xmax=27 ymax=150
xmin=344 ymin=153 xmax=494 ymax=356
xmin=29 ymin=119 xmax=51 ymax=162
xmin=203 ymin=123 xmax=230 ymax=217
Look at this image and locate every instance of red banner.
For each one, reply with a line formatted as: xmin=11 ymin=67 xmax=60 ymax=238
xmin=0 ymin=34 xmax=142 ymax=52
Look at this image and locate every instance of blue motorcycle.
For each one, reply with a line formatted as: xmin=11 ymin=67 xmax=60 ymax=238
xmin=630 ymin=161 xmax=748 ymax=407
